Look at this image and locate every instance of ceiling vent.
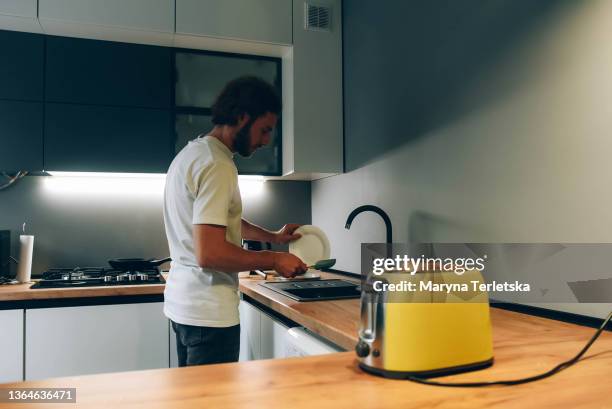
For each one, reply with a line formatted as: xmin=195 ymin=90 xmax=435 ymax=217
xmin=304 ymin=3 xmax=332 ymax=32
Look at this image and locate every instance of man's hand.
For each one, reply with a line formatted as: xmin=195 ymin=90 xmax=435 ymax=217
xmin=274 ymin=223 xmax=302 ymax=244
xmin=273 ymin=253 xmax=307 ymax=278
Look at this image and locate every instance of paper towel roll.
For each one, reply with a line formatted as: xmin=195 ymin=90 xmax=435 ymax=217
xmin=17 ymin=235 xmax=34 ymax=283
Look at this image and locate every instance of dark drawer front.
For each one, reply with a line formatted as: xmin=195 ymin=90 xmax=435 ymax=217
xmin=0 ymin=100 xmax=43 ymax=172
xmin=45 ymin=36 xmax=172 ymax=109
xmin=0 ymin=30 xmax=44 ymax=101
xmin=44 ymin=103 xmax=173 ymax=173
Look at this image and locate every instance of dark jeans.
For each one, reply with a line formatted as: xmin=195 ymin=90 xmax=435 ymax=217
xmin=171 ymin=321 xmax=240 ymax=367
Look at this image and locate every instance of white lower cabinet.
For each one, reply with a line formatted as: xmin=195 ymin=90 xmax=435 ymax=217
xmin=25 ymin=302 xmax=169 ymax=380
xmin=239 ymin=299 xmax=291 ymax=361
xmin=260 ymin=312 xmax=289 ymax=359
xmin=284 ymin=327 xmax=343 ymax=356
xmin=239 ymin=300 xmax=261 ymax=361
xmin=0 ymin=309 xmax=24 ymax=383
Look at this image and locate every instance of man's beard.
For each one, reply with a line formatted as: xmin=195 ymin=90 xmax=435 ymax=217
xmin=233 ymin=119 xmax=255 ymax=157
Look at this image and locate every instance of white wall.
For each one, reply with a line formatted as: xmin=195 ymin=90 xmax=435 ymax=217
xmin=313 ymin=0 xmax=612 ymax=318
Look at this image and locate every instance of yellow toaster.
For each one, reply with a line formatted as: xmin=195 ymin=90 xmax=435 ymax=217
xmin=355 ymin=270 xmax=494 ymax=378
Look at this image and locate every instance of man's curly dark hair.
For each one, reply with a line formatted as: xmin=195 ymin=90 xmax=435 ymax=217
xmin=211 ymin=76 xmax=281 ymax=126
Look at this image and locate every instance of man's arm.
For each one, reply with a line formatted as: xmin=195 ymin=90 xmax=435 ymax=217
xmin=194 ymin=224 xmax=307 ymax=277
xmin=241 ymin=219 xmax=302 ymax=244
xmin=241 ymin=219 xmax=276 ymax=243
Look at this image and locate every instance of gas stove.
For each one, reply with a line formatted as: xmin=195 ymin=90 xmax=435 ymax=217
xmin=30 ymin=267 xmax=165 ymax=289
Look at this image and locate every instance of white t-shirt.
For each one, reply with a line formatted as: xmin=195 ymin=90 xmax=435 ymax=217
xmin=163 ymin=135 xmax=242 ymax=327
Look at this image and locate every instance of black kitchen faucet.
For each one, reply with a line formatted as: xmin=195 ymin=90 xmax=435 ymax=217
xmin=345 ymin=205 xmax=393 ymax=244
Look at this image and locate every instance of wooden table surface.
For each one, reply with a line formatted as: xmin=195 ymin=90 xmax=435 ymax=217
xmin=1 ymin=307 xmax=610 ymax=409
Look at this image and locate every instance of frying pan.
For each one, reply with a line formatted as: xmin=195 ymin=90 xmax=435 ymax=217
xmin=108 ymin=257 xmax=171 ymax=271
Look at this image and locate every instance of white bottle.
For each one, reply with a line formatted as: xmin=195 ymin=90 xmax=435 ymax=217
xmin=17 ymin=235 xmax=34 ymax=283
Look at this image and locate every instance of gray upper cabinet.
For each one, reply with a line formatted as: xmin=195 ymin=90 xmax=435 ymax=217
xmin=285 ymin=0 xmax=343 ymax=178
xmin=0 ymin=0 xmax=41 ymax=33
xmin=0 ymin=100 xmax=43 ymax=172
xmin=174 ymin=50 xmax=283 ymax=175
xmin=45 ymin=36 xmax=172 ymax=108
xmin=0 ymin=29 xmax=44 ymax=172
xmin=0 ymin=29 xmax=44 ymax=101
xmin=175 ymin=52 xmax=279 ymax=108
xmin=42 ymin=35 xmax=174 ymax=174
xmin=39 ymin=0 xmax=175 ymax=33
xmin=0 ymin=0 xmax=37 ymax=17
xmin=44 ymin=103 xmax=173 ymax=173
xmin=176 ymin=0 xmax=292 ymax=45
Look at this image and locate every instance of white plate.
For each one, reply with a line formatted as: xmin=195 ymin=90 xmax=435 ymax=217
xmin=289 ymin=225 xmax=331 ymax=267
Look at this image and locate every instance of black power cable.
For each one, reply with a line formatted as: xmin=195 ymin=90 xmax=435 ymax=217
xmin=0 ymin=171 xmax=28 ymax=191
xmin=407 ymin=311 xmax=612 ymax=387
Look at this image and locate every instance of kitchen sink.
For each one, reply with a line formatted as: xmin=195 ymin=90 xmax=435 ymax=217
xmin=261 ymin=279 xmax=361 ymax=301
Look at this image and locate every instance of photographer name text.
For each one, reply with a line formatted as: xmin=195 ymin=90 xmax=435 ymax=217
xmin=374 ymin=280 xmax=531 ymax=293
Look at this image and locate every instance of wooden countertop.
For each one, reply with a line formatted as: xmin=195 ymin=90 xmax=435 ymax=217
xmin=0 ymin=271 xmax=358 ymax=350
xmin=0 ymin=281 xmax=164 ymax=302
xmin=238 ymin=271 xmax=361 ymax=350
xmin=1 ymin=309 xmax=610 ymax=409
xmin=0 ymin=269 xmax=358 ymax=351
xmin=0 ymin=272 xmax=349 ymax=305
